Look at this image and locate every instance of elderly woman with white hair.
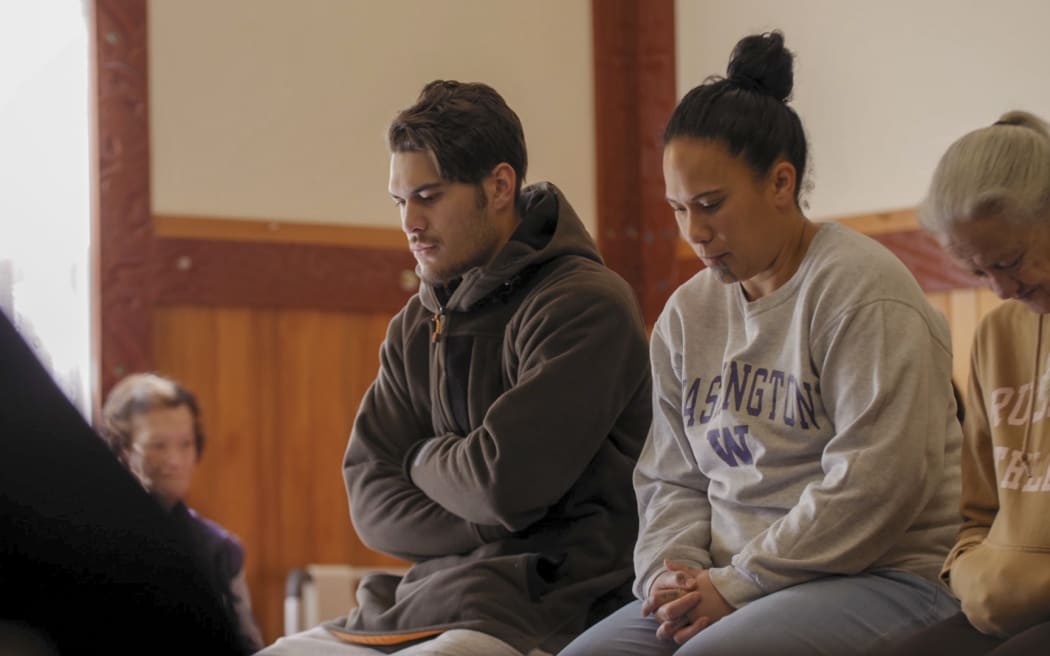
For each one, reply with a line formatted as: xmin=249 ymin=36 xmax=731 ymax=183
xmin=891 ymin=111 xmax=1050 ymax=655
xmin=101 ymin=373 xmax=264 ymax=653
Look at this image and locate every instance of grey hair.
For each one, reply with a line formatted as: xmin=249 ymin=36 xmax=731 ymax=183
xmin=919 ymin=110 xmax=1050 ymax=234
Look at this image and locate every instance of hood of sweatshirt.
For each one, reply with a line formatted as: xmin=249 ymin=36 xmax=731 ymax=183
xmin=417 ymin=182 xmax=601 ymax=314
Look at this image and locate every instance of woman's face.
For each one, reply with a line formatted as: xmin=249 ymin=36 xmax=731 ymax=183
xmin=943 ymin=216 xmax=1050 ymax=313
xmin=125 ymin=404 xmax=198 ymax=509
xmin=663 ymin=137 xmax=796 ymax=298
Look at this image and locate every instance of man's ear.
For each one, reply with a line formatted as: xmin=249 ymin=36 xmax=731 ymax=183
xmin=486 ymin=162 xmax=517 ymax=211
xmin=769 ymin=160 xmax=797 ymax=209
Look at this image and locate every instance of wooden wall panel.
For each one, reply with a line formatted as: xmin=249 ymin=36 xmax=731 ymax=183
xmin=948 ymin=289 xmax=980 ymax=386
xmin=925 ymin=291 xmax=949 ymax=321
xmin=977 ymin=287 xmax=1005 ymax=317
xmin=153 ymin=305 xmax=406 ymax=643
xmin=271 ymin=311 xmax=359 ymax=574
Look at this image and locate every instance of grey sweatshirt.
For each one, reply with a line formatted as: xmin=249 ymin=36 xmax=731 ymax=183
xmin=634 ymin=222 xmax=962 ymax=608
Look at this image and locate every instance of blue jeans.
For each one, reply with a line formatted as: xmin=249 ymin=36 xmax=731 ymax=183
xmin=558 ymin=570 xmax=959 ymax=656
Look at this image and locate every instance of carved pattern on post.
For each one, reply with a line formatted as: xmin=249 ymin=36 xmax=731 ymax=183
xmin=95 ymin=0 xmax=154 ymax=395
xmin=593 ymin=0 xmax=677 ymax=324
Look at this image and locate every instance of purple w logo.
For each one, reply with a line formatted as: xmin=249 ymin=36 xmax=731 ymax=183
xmin=707 ymin=425 xmax=753 ymax=467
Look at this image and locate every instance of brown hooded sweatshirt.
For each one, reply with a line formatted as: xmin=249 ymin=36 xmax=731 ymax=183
xmin=943 ymin=300 xmax=1050 ymax=636
xmin=329 ymin=182 xmax=652 ymax=653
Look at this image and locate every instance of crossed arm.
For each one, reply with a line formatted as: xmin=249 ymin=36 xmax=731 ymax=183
xmin=346 ymin=284 xmax=649 ymax=558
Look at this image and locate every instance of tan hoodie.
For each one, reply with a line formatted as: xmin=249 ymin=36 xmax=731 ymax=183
xmin=943 ymin=300 xmax=1050 ymax=636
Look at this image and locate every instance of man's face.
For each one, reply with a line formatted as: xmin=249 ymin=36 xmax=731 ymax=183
xmin=125 ymin=404 xmax=198 ymax=509
xmin=389 ymin=150 xmax=505 ymax=285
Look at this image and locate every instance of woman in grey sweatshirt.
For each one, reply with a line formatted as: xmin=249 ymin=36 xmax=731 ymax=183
xmin=560 ymin=31 xmax=962 ymax=656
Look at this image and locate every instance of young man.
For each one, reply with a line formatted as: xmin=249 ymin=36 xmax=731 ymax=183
xmin=263 ymin=81 xmax=652 ymax=655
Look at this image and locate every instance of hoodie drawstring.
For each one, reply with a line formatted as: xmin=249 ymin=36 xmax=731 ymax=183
xmin=432 ymin=307 xmax=447 ymax=344
xmin=1020 ymin=313 xmax=1045 ymax=480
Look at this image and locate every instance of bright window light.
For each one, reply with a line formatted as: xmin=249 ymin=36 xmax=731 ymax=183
xmin=0 ymin=1 xmax=92 ymax=416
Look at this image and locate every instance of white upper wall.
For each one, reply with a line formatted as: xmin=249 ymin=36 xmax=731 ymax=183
xmin=676 ymin=0 xmax=1050 ymax=220
xmin=149 ymin=0 xmax=596 ymax=231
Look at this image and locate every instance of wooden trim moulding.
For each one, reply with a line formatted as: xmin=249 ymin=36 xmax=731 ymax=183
xmin=835 ymin=208 xmax=919 ymax=235
xmin=154 ymin=214 xmax=407 ymax=250
xmin=150 ymin=215 xmax=418 ymax=313
xmin=152 ymin=237 xmax=418 ymax=313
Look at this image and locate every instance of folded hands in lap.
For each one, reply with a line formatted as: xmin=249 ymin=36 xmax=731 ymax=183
xmin=642 ymin=560 xmax=734 ymax=645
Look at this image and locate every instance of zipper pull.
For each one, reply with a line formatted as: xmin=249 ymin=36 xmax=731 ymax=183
xmin=431 ymin=308 xmax=446 ymax=343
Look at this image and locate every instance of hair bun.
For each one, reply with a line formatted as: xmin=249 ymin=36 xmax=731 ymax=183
xmin=994 ymin=110 xmax=1050 ymax=139
xmin=726 ymin=31 xmax=794 ymax=102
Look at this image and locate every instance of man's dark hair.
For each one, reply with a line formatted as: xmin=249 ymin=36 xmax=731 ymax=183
xmin=388 ymin=80 xmax=528 ymax=201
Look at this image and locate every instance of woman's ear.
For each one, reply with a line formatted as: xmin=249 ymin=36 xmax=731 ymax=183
xmin=769 ymin=160 xmax=797 ymax=208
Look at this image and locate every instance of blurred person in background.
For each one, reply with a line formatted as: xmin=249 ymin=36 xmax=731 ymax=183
xmin=101 ymin=373 xmax=264 ymax=653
